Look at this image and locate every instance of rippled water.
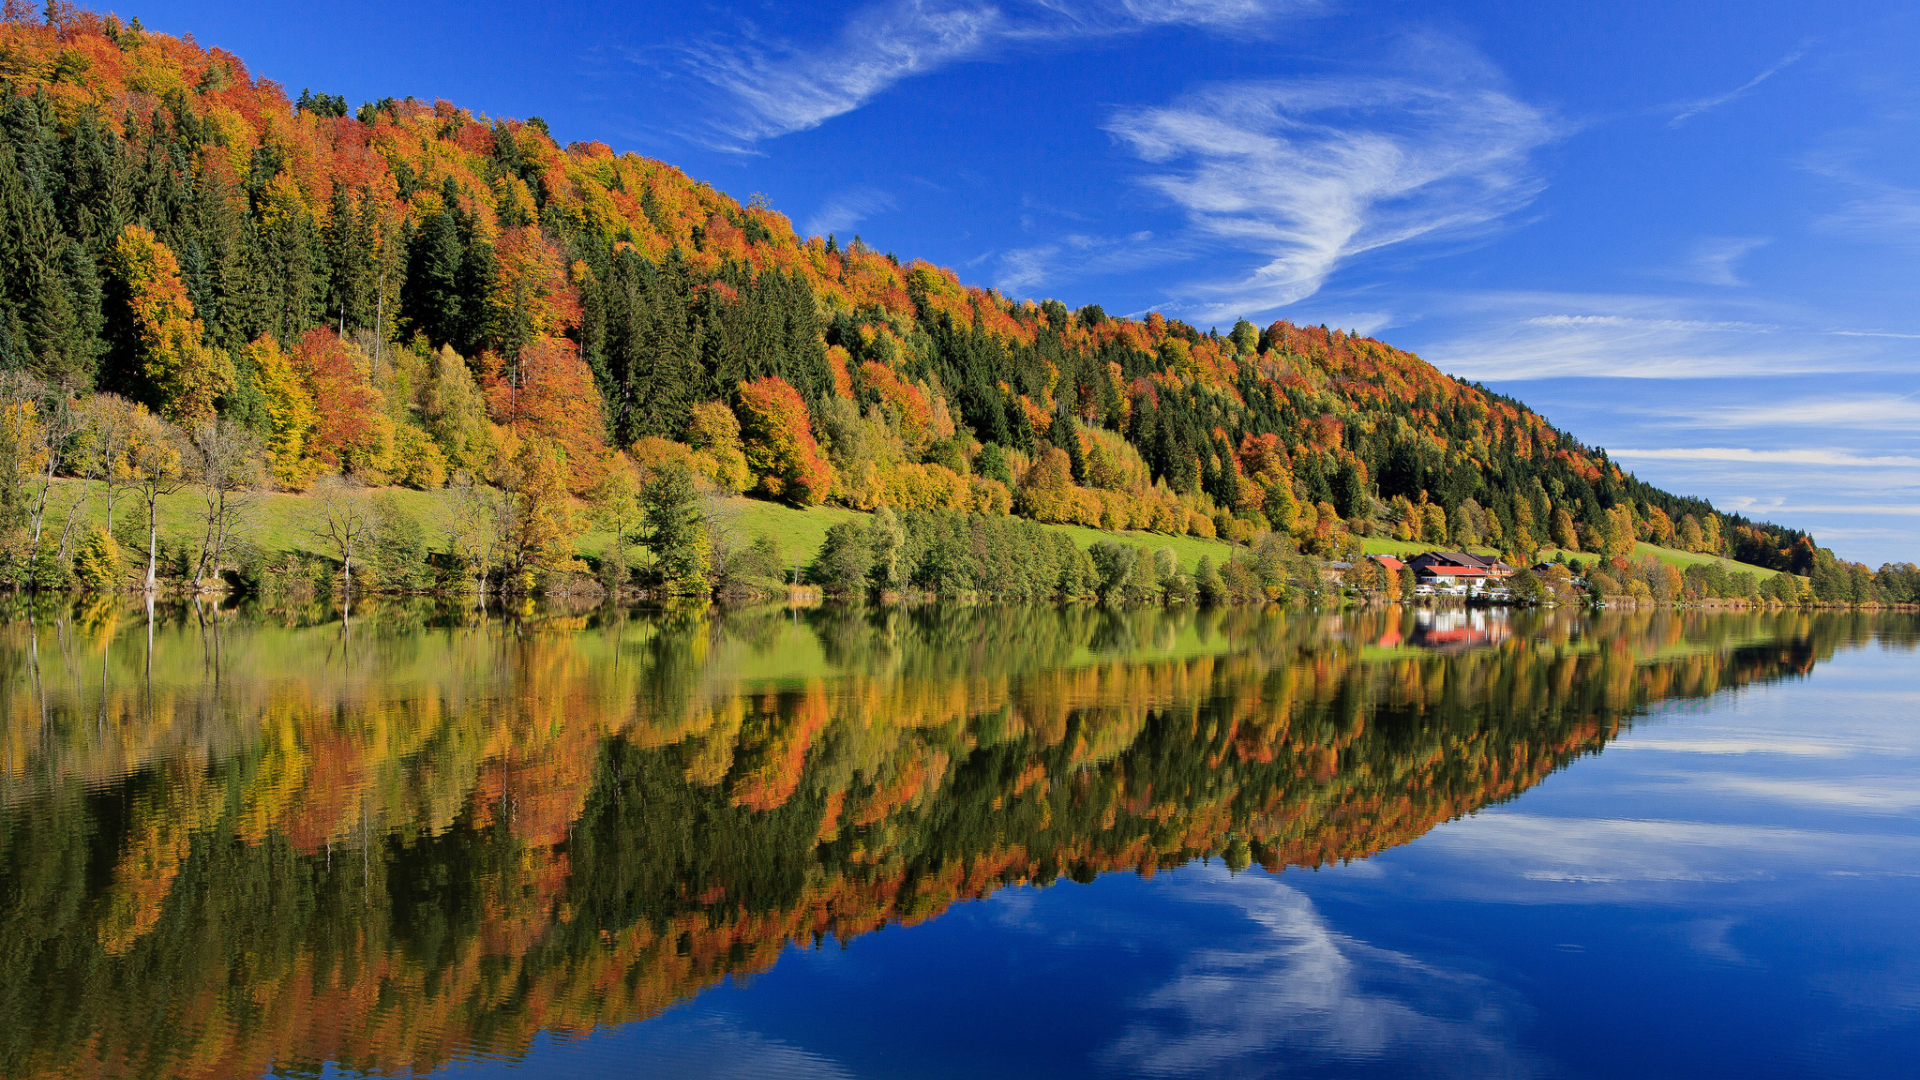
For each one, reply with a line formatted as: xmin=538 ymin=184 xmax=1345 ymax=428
xmin=0 ymin=602 xmax=1913 ymax=1078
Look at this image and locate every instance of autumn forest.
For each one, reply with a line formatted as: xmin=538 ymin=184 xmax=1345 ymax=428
xmin=2 ymin=5 xmax=1887 ymax=605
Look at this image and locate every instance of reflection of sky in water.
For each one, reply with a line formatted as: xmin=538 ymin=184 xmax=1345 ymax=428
xmin=435 ymin=646 xmax=1919 ymax=1079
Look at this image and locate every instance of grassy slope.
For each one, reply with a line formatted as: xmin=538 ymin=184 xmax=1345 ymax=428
xmin=1631 ymin=543 xmax=1787 ymax=579
xmin=42 ymin=480 xmax=1789 ymax=582
xmin=704 ymin=498 xmax=1241 ymax=575
xmin=1530 ymin=543 xmax=1787 ymax=580
xmin=41 ymin=479 xmax=458 ymax=560
xmin=1359 ymin=532 xmax=1787 ymax=580
xmin=41 ymin=481 xmax=1240 ymax=574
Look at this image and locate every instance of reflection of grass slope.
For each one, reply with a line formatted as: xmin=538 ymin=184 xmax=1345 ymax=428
xmin=713 ymin=607 xmax=1249 ymax=687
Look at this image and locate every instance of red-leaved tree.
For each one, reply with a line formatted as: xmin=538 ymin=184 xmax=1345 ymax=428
xmin=291 ymin=328 xmax=385 ymax=475
xmin=735 ymin=376 xmax=832 ymax=506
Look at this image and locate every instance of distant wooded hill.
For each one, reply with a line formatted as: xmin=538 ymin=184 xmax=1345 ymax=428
xmin=0 ymin=5 xmax=1820 ymax=573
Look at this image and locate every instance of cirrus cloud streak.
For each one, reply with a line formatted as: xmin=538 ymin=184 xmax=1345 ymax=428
xmin=680 ymin=0 xmax=1321 ymax=146
xmin=1104 ymin=40 xmax=1561 ymax=320
xmin=1607 ymin=447 xmax=1920 ymax=469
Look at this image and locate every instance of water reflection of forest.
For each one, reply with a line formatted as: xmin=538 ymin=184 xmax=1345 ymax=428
xmin=0 ymin=602 xmax=1910 ymax=1079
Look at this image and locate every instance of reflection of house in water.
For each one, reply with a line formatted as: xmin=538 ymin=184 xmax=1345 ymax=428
xmin=1409 ymin=609 xmax=1511 ymax=652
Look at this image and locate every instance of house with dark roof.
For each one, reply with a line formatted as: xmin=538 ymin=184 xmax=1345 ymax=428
xmin=1408 ymin=552 xmax=1515 ymax=587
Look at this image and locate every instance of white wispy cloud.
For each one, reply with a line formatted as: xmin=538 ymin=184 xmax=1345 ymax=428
xmin=1653 ymin=395 xmax=1920 ymax=431
xmin=802 ymin=187 xmax=898 ymax=238
xmin=1669 ymin=48 xmax=1804 ymax=125
xmin=1717 ymin=494 xmax=1920 ymax=521
xmin=1104 ymin=38 xmax=1560 ymax=319
xmin=1817 ymin=180 xmax=1920 ymax=241
xmin=1805 ymin=150 xmax=1920 ymax=243
xmin=992 ymin=230 xmax=1167 ymax=295
xmin=1419 ymin=292 xmax=1900 ymax=380
xmin=683 ymin=0 xmax=1317 ymax=145
xmin=1666 ymin=236 xmax=1772 ymax=286
xmin=1607 ymin=447 xmax=1920 ymax=469
xmin=1758 ymin=503 xmax=1920 ymax=517
xmin=1298 ymin=309 xmax=1399 ymax=336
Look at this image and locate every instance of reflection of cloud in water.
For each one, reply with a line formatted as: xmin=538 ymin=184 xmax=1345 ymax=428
xmin=1684 ymin=916 xmax=1753 ymax=966
xmin=1688 ymin=775 xmax=1920 ymax=813
xmin=1609 ymin=737 xmax=1867 ymax=757
xmin=594 ymin=1013 xmax=853 ymax=1079
xmin=1418 ymin=814 xmax=1920 ymax=898
xmin=1103 ymin=871 xmax=1541 ymax=1078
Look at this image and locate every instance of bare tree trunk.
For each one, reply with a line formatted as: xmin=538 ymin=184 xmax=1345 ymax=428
xmin=146 ymin=497 xmax=159 ymax=592
xmin=55 ymin=482 xmax=90 ymax=561
xmin=192 ymin=506 xmax=219 ymax=589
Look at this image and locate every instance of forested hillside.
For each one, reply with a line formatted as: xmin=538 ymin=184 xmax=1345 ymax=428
xmin=0 ymin=4 xmax=1824 ymax=583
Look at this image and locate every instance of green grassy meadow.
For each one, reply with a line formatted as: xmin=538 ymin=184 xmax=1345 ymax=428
xmin=1359 ymin=532 xmax=1789 ymax=581
xmin=39 ymin=481 xmax=1244 ymax=574
xmin=39 ymin=479 xmax=460 ymax=562
xmin=700 ymin=497 xmax=1242 ymax=575
xmin=1527 ymin=543 xmax=1787 ymax=580
xmin=38 ymin=478 xmax=1790 ymax=584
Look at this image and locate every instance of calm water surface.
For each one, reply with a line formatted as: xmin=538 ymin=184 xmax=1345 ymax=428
xmin=0 ymin=603 xmax=1914 ymax=1079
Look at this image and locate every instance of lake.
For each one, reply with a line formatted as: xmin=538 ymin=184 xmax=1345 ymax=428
xmin=0 ymin=602 xmax=1914 ymax=1079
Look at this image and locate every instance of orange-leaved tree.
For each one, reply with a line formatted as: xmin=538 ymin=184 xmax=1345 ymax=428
xmin=857 ymin=360 xmax=933 ymax=456
xmin=483 ymin=336 xmax=606 ymax=492
xmin=735 ymin=376 xmax=832 ymax=505
xmin=110 ymin=225 xmax=234 ymax=423
xmin=1017 ymin=447 xmax=1076 ymax=523
xmin=489 ymin=227 xmax=581 ymax=373
xmin=291 ymin=329 xmax=388 ymax=479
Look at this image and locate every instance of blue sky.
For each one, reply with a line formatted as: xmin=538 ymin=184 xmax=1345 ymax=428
xmin=138 ymin=1 xmax=1918 ymax=564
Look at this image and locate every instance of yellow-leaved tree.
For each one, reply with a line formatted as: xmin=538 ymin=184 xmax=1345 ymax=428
xmin=501 ymin=437 xmax=582 ymax=590
xmin=243 ymin=335 xmax=318 ymax=487
xmin=110 ymin=225 xmax=234 ymax=423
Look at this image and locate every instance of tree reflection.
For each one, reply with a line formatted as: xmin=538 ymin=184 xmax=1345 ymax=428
xmin=0 ymin=601 xmax=1909 ymax=1079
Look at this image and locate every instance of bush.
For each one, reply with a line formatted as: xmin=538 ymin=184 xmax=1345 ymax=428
xmin=816 ymin=522 xmax=874 ymax=596
xmin=370 ymin=496 xmax=433 ymax=592
xmin=73 ymin=527 xmax=123 ymax=590
xmin=223 ymin=536 xmax=269 ymax=593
